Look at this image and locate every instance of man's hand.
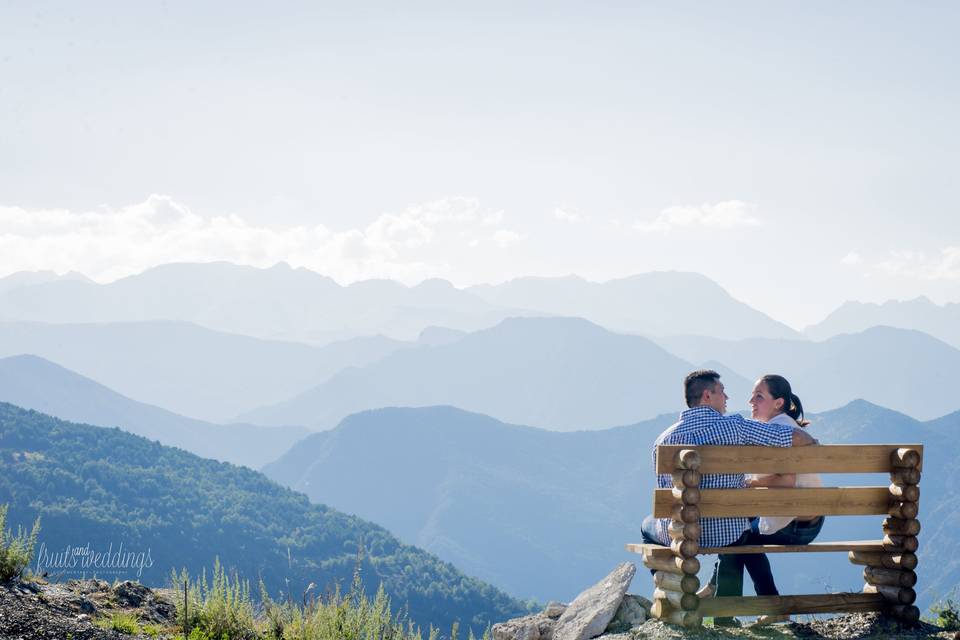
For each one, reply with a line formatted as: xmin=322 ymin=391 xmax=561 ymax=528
xmin=792 ymin=427 xmax=816 ymax=446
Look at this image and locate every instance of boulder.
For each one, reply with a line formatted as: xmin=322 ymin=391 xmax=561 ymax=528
xmin=113 ymin=580 xmax=151 ymax=607
xmin=65 ymin=594 xmax=97 ymax=615
xmin=604 ymin=594 xmax=649 ymax=633
xmin=492 ymin=613 xmax=555 ymax=640
xmin=553 ymin=563 xmax=636 ymax=640
xmin=543 ymin=602 xmax=567 ymax=619
xmin=144 ymin=596 xmax=177 ymax=624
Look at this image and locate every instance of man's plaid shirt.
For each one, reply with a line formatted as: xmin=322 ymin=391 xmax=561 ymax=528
xmin=651 ymin=406 xmax=793 ymax=547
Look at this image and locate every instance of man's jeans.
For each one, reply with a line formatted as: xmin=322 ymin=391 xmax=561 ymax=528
xmin=640 ymin=515 xmax=783 ymax=624
xmin=640 ymin=515 xmax=775 ymax=591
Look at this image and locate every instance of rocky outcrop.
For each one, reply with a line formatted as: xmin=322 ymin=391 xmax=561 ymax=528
xmin=492 ymin=564 xmax=952 ymax=640
xmin=492 ymin=613 xmax=556 ymax=640
xmin=553 ymin=563 xmax=636 ymax=640
xmin=493 ymin=563 xmax=645 ymax=640
xmin=0 ymin=577 xmax=177 ymax=639
xmin=604 ymin=594 xmax=649 ymax=634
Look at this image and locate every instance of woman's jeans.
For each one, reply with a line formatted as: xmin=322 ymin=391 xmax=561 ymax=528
xmin=734 ymin=516 xmax=826 ymax=592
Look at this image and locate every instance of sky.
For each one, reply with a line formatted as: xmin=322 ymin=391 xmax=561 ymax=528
xmin=1 ymin=1 xmax=958 ymax=329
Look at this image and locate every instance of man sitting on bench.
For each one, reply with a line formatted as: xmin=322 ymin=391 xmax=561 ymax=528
xmin=639 ymin=369 xmax=816 ymax=627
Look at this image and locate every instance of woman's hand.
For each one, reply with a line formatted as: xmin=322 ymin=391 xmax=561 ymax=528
xmin=747 ymin=473 xmax=797 ymax=488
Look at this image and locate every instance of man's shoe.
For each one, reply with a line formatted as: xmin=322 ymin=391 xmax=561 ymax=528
xmin=696 ymin=582 xmax=716 ymax=599
xmin=713 ymin=617 xmax=741 ymax=628
xmin=752 ymin=614 xmax=790 ymax=626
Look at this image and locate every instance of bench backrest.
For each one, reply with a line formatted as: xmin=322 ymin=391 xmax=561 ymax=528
xmin=653 ymin=444 xmax=923 ymax=519
xmin=655 ymin=444 xmax=924 ymax=474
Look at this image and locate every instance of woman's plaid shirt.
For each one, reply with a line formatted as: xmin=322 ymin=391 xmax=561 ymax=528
xmin=651 ymin=406 xmax=793 ymax=547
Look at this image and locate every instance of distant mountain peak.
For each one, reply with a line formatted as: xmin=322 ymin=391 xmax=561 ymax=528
xmin=807 ymin=296 xmax=960 ymax=348
xmin=486 ymin=315 xmax=606 ymax=335
xmin=0 ymin=270 xmax=94 ymax=291
xmin=414 ymin=277 xmax=456 ymax=290
xmin=610 ymin=270 xmax=718 ymax=284
xmin=497 ymin=274 xmax=588 ymax=285
xmin=2 ymin=352 xmax=72 ymax=372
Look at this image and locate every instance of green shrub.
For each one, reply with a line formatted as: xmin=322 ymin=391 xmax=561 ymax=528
xmin=95 ymin=612 xmax=140 ymax=635
xmin=0 ymin=504 xmax=40 ymax=582
xmin=171 ymin=558 xmax=491 ymax=640
xmin=187 ymin=628 xmax=226 ymax=640
xmin=930 ymin=597 xmax=960 ymax=631
xmin=258 ymin=566 xmax=489 ymax=640
xmin=171 ymin=558 xmax=258 ymax=640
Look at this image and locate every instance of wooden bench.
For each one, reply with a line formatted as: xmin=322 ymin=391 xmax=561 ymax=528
xmin=626 ymin=444 xmax=923 ymax=628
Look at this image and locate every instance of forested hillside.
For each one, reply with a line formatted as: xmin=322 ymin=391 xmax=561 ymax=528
xmin=0 ymin=403 xmax=532 ymax=632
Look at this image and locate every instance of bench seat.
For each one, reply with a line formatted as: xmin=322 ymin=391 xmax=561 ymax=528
xmin=627 ymin=540 xmax=887 ymax=556
xmin=698 ymin=592 xmax=886 ymax=617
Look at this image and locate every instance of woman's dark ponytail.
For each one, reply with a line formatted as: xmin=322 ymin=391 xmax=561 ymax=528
xmin=787 ymin=392 xmax=810 ymax=427
xmin=760 ymin=374 xmax=810 ymax=427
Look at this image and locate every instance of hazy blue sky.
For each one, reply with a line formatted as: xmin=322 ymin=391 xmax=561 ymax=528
xmin=2 ymin=1 xmax=958 ymax=328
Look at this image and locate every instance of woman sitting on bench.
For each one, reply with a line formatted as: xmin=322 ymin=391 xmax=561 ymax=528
xmin=740 ymin=374 xmax=825 ymax=625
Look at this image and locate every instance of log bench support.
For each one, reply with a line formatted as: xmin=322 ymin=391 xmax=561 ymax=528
xmin=627 ymin=443 xmax=924 ymax=628
xmin=647 ymin=448 xmax=703 ymax=628
xmin=849 ymin=447 xmax=922 ymax=624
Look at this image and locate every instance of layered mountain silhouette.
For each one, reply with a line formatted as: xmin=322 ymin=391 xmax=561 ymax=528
xmin=655 ymin=326 xmax=960 ymax=420
xmin=468 ymin=272 xmax=800 ymax=340
xmin=806 ymin=296 xmax=960 ymax=349
xmin=0 ymin=262 xmax=517 ymax=344
xmin=263 ymin=405 xmax=671 ymax=601
xmin=240 ymin=316 xmax=753 ymax=430
xmin=0 ymin=403 xmax=530 ymax=632
xmin=0 ymin=263 xmax=802 ymax=345
xmin=263 ymin=401 xmax=952 ymax=610
xmin=0 ymin=320 xmax=406 ymax=421
xmin=0 ymin=270 xmax=91 ymax=295
xmin=0 ymin=355 xmax=308 ymax=469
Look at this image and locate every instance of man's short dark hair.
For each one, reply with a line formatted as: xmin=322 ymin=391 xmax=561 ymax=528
xmin=684 ymin=369 xmax=721 ymax=408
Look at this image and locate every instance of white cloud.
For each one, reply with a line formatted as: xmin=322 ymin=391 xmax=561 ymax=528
xmin=553 ymin=207 xmax=584 ymax=224
xmin=0 ymin=194 xmax=519 ymax=284
xmin=633 ymin=200 xmax=761 ymax=233
xmin=840 ymin=251 xmax=862 ymax=265
xmin=875 ymin=247 xmax=960 ymax=280
xmin=481 ymin=210 xmax=504 ymax=226
xmin=491 ymin=229 xmax=523 ymax=248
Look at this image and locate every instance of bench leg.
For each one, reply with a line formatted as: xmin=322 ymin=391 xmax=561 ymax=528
xmin=863 ymin=451 xmax=922 ymax=626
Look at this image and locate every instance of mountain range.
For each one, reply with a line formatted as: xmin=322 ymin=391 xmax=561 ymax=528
xmin=0 ymin=263 xmax=520 ymax=345
xmin=1 ymin=259 xmax=957 ymax=622
xmin=0 ymin=354 xmax=308 ymax=469
xmin=467 ymin=272 xmax=799 ymax=340
xmin=0 ymin=270 xmax=91 ymax=294
xmin=7 ymin=307 xmax=958 ymax=435
xmin=806 ymin=296 xmax=960 ymax=349
xmin=239 ymin=316 xmax=753 ymax=431
xmin=0 ymin=320 xmax=406 ymax=422
xmin=0 ymin=264 xmax=801 ymax=345
xmin=262 ymin=401 xmax=955 ymax=611
xmin=655 ymin=326 xmax=960 ymax=420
